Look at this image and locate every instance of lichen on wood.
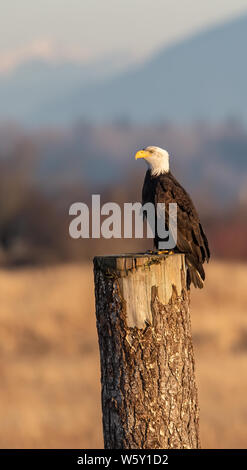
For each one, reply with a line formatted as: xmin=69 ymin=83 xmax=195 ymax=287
xmin=93 ymin=253 xmax=200 ymax=449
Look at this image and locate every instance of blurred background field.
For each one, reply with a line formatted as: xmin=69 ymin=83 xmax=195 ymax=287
xmin=0 ymin=260 xmax=246 ymax=449
xmin=1 ymin=1 xmax=247 ymax=449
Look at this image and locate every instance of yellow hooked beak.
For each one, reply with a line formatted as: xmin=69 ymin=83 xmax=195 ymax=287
xmin=135 ymin=149 xmax=151 ymax=160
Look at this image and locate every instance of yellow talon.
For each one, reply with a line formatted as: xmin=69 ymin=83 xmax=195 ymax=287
xmin=145 ymin=250 xmax=175 ymax=255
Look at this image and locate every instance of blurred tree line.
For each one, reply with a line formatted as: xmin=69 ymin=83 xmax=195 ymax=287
xmin=0 ymin=121 xmax=247 ymax=266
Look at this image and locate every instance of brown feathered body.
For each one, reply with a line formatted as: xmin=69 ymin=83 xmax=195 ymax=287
xmin=142 ymin=169 xmax=210 ymax=288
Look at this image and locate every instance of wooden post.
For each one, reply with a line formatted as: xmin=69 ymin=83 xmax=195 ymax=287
xmin=93 ymin=253 xmax=200 ymax=449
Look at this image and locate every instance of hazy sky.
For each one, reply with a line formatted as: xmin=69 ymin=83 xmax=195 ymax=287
xmin=1 ymin=0 xmax=247 ymax=72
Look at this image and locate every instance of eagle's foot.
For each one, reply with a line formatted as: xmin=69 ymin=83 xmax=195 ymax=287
xmin=144 ymin=249 xmax=175 ymax=255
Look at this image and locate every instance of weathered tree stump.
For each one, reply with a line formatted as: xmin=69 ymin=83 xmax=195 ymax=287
xmin=93 ymin=253 xmax=200 ymax=449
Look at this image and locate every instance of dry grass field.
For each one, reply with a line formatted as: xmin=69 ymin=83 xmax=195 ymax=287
xmin=0 ymin=260 xmax=246 ymax=448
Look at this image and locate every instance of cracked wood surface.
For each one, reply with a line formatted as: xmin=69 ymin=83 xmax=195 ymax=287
xmin=93 ymin=253 xmax=200 ymax=449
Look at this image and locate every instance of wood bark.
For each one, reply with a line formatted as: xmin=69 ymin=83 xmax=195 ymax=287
xmin=93 ymin=253 xmax=200 ymax=449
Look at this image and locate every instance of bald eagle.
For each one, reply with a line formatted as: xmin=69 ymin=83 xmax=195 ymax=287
xmin=135 ymin=146 xmax=210 ymax=289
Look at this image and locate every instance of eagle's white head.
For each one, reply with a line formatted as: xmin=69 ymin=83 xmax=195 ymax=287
xmin=135 ymin=146 xmax=170 ymax=176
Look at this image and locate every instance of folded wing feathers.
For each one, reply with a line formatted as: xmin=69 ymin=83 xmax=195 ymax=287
xmin=142 ymin=170 xmax=210 ymax=289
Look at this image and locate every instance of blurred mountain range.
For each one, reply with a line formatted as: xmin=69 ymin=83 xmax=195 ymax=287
xmin=0 ymin=53 xmax=132 ymax=125
xmin=0 ymin=13 xmax=247 ymax=126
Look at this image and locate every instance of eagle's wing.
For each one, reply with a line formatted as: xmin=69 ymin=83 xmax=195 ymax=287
xmin=156 ymin=173 xmax=210 ymax=288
